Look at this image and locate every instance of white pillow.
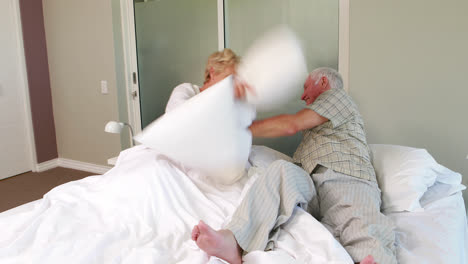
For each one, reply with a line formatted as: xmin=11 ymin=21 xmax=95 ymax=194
xmin=420 ymin=181 xmax=466 ymax=207
xmin=370 ymin=144 xmax=439 ymax=213
xmin=237 ymin=26 xmax=308 ymax=112
xmin=432 ymin=162 xmax=464 ymax=185
xmin=134 ymin=76 xmax=256 ymax=185
xmin=419 ymin=164 xmax=466 ymax=207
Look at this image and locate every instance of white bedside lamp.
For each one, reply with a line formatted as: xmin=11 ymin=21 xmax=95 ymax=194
xmin=105 ymin=121 xmax=134 ymax=147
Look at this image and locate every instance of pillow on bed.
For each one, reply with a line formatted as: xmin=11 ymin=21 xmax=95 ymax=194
xmin=134 ymin=76 xmax=255 ymax=185
xmin=370 ymin=144 xmax=439 ymax=213
xmin=419 ymin=165 xmax=466 ymax=207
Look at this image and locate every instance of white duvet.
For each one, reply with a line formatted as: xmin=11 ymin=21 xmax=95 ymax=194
xmin=0 ymin=146 xmax=352 ymax=264
xmin=388 ymin=192 xmax=468 ymax=264
xmin=2 ymin=146 xmax=467 ymax=264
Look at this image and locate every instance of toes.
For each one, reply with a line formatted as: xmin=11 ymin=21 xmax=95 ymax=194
xmin=192 ymin=225 xmax=200 ymax=241
xmin=360 ymin=255 xmax=376 ymax=264
xmin=198 ymin=220 xmax=215 ymax=234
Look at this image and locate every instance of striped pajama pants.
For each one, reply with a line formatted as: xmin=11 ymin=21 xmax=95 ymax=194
xmin=226 ymin=161 xmax=397 ymax=264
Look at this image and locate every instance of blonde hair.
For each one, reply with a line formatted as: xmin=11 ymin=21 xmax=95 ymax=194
xmin=204 ymin=48 xmax=240 ymax=84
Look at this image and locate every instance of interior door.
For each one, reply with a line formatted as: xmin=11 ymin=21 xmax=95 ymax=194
xmin=133 ymin=0 xmax=218 ymax=128
xmin=0 ymin=0 xmax=33 ymax=179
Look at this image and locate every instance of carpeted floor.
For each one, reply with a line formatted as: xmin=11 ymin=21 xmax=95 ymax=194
xmin=0 ymin=167 xmax=94 ymax=213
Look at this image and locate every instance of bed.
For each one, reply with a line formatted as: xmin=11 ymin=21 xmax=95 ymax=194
xmin=0 ymin=144 xmax=466 ymax=264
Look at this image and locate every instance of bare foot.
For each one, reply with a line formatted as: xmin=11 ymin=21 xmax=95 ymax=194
xmin=192 ymin=220 xmax=242 ymax=264
xmin=359 ymin=255 xmax=377 ymax=264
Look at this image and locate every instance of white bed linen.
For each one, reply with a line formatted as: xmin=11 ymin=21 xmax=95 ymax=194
xmin=387 ymin=192 xmax=468 ymax=264
xmin=0 ymin=146 xmax=352 ymax=264
xmin=1 ymin=146 xmax=466 ymax=264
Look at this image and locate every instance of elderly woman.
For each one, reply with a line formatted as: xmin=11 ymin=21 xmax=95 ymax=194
xmin=165 ymin=48 xmax=241 ymax=113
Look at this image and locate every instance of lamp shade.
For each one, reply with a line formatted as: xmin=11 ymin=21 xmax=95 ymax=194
xmin=105 ymin=121 xmax=124 ymax=134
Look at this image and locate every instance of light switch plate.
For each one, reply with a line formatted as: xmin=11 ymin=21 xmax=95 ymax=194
xmin=101 ymin=80 xmax=108 ymax=94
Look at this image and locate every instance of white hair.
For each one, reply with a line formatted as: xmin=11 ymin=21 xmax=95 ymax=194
xmin=309 ymin=67 xmax=343 ymax=90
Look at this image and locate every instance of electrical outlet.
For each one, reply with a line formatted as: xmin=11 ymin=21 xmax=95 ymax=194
xmin=101 ymin=80 xmax=108 ymax=94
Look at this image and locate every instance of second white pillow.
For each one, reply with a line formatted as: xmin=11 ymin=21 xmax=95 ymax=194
xmin=370 ymin=144 xmax=439 ymax=213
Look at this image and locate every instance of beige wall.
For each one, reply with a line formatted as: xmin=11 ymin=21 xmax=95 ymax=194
xmin=43 ymin=0 xmax=121 ymax=166
xmin=349 ymin=0 xmax=468 ymax=208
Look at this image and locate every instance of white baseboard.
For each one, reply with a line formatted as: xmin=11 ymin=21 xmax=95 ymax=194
xmin=35 ymin=158 xmax=59 ymax=172
xmin=35 ymin=158 xmax=112 ymax=175
xmin=58 ymin=158 xmax=112 ymax=175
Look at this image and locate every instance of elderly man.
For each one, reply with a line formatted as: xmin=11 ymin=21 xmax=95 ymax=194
xmin=192 ymin=67 xmax=397 ymax=264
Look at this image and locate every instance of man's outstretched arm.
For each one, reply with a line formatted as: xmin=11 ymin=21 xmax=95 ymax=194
xmin=249 ymin=108 xmax=328 ymax=138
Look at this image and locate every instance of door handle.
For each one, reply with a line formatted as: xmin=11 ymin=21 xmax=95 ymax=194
xmin=132 ymin=72 xmax=137 ymax=84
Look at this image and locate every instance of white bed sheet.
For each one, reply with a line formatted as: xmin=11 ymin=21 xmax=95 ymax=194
xmin=387 ymin=192 xmax=468 ymax=264
xmin=1 ymin=146 xmax=466 ymax=264
xmin=0 ymin=146 xmax=352 ymax=264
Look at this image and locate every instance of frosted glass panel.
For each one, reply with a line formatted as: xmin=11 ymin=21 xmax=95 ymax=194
xmin=134 ymin=0 xmax=218 ymax=128
xmin=225 ymin=0 xmax=339 ymax=156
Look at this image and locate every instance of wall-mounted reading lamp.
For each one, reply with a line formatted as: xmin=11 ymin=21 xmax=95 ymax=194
xmin=104 ymin=121 xmax=135 ymax=147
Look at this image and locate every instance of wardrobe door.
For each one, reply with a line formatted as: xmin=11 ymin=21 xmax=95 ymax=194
xmin=0 ymin=0 xmax=33 ymax=179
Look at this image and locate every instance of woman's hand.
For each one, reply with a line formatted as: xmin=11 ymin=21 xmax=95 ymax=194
xmin=233 ymin=76 xmax=255 ymax=99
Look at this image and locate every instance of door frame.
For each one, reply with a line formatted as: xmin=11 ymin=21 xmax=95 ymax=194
xmin=120 ymin=0 xmax=349 ymax=135
xmin=119 ymin=0 xmax=142 ymax=134
xmin=6 ymin=0 xmax=37 ymax=173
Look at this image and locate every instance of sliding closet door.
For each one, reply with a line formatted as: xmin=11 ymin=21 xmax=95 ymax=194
xmin=133 ymin=0 xmax=218 ymax=128
xmin=0 ymin=0 xmax=32 ymax=178
xmin=224 ymin=0 xmax=339 ymax=156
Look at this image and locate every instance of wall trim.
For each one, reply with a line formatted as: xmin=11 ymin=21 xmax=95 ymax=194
xmin=58 ymin=158 xmax=112 ymax=175
xmin=217 ymin=0 xmax=225 ymax=50
xmin=35 ymin=158 xmax=59 ymax=172
xmin=339 ymin=0 xmax=350 ymax=92
xmin=35 ymin=158 xmax=112 ymax=175
xmin=120 ymin=0 xmax=142 ymax=135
